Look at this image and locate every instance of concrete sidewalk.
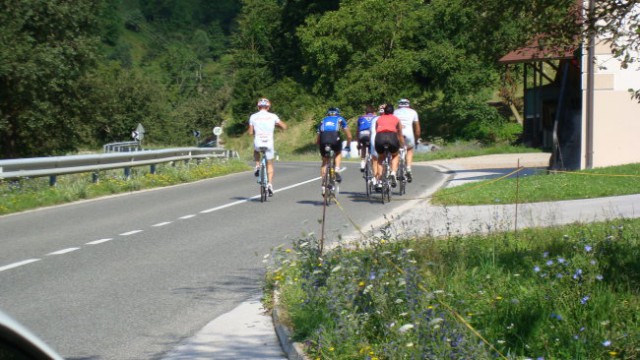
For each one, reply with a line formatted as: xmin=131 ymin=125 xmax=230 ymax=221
xmin=164 ymin=152 xmax=640 ymax=360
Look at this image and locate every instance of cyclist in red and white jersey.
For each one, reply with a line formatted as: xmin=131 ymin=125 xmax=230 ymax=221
xmin=374 ymin=103 xmax=404 ymax=189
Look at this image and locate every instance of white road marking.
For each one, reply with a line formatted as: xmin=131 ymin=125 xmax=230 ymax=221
xmin=47 ymin=248 xmax=81 ymax=256
xmin=86 ymin=238 xmax=113 ymax=245
xmin=0 ymin=259 xmax=41 ymax=272
xmin=0 ymin=175 xmax=323 ymax=274
xmin=200 ymin=177 xmax=321 ymax=214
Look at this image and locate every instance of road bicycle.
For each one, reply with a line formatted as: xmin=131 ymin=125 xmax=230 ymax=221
xmin=379 ymin=144 xmax=392 ymax=204
xmin=257 ymin=147 xmax=269 ymax=203
xmin=321 ymin=145 xmax=338 ymax=206
xmin=361 ymin=143 xmax=374 ymax=198
xmin=397 ymin=146 xmax=407 ymax=195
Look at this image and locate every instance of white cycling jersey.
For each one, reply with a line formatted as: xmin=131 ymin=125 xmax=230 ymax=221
xmin=393 ymin=107 xmax=419 ymax=149
xmin=249 ymin=109 xmax=281 ymax=160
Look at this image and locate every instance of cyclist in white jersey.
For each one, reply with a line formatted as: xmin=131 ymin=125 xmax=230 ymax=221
xmin=393 ymin=98 xmax=421 ymax=182
xmin=248 ymin=98 xmax=287 ymax=196
xmin=368 ymin=104 xmax=385 ymax=188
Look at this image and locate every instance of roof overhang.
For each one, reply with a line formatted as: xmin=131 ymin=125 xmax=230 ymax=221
xmin=499 ymin=35 xmax=578 ymax=64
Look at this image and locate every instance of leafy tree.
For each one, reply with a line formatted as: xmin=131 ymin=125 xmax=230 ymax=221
xmin=77 ymin=63 xmax=172 ymax=147
xmin=227 ymin=0 xmax=281 ymax=134
xmin=0 ymin=0 xmax=102 ymax=158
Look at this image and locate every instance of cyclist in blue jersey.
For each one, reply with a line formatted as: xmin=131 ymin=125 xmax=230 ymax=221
xmin=317 ymin=107 xmax=352 ymax=184
xmin=356 ymin=105 xmax=376 ymax=172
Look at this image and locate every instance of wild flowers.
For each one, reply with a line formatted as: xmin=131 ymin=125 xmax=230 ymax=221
xmin=266 ymin=220 xmax=640 ymax=359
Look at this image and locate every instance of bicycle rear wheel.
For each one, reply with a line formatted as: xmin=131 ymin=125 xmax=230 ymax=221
xmin=364 ymin=157 xmax=372 ymax=198
xmin=380 ymin=162 xmax=387 ymax=204
xmin=398 ymin=161 xmax=406 ymax=195
xmin=259 ymin=161 xmax=267 ymax=203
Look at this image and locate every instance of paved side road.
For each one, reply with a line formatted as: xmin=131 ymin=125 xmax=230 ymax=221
xmin=164 ymin=153 xmax=640 ymax=360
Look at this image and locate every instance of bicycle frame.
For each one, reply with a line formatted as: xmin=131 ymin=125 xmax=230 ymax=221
xmin=322 ymin=145 xmax=337 ymax=206
xmin=379 ymin=146 xmax=392 ymax=204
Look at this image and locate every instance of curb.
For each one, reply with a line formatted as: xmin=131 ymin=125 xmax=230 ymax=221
xmin=272 ymin=305 xmax=309 ymax=360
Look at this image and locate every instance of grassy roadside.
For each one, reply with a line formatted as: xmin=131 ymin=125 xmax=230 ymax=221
xmin=431 ymin=162 xmax=640 ymax=206
xmin=0 ymin=158 xmax=249 ymax=216
xmin=265 ymin=217 xmax=640 ymax=360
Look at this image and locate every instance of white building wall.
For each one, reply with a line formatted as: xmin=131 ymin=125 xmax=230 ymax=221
xmin=581 ymin=38 xmax=640 ymax=168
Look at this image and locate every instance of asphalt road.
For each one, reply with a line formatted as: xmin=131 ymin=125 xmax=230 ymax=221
xmin=0 ymin=161 xmax=443 ymax=359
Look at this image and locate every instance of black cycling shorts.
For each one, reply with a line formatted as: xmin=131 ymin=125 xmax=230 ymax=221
xmin=319 ymin=131 xmax=341 ymax=157
xmin=358 ymin=134 xmax=371 ymax=152
xmin=374 ymin=132 xmax=400 ymax=154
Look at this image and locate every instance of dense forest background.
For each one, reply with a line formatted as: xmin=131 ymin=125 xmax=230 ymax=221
xmin=0 ymin=0 xmax=634 ymax=158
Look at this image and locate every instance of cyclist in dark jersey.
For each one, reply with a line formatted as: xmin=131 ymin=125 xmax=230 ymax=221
xmin=317 ymin=107 xmax=352 ymax=184
xmin=356 ymin=105 xmax=376 ymax=172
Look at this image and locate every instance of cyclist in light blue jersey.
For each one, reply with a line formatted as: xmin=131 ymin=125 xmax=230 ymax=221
xmin=356 ymin=105 xmax=376 ymax=172
xmin=317 ymin=107 xmax=352 ymax=184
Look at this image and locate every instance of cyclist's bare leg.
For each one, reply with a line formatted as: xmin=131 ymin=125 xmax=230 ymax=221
xmin=372 ymin=155 xmax=379 ymax=178
xmin=320 ymin=156 xmax=329 ymax=178
xmin=391 ymin=152 xmax=400 ymax=173
xmin=406 ymin=147 xmax=414 ymax=170
xmin=253 ymin=150 xmax=260 ymax=169
xmin=334 ymin=153 xmax=343 ymax=171
xmin=267 ymin=159 xmax=274 ymax=184
xmin=375 ymin=154 xmax=385 ymax=181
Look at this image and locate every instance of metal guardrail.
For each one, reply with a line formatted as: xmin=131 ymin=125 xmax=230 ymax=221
xmin=103 ymin=141 xmax=142 ymax=153
xmin=0 ymin=147 xmax=238 ymax=184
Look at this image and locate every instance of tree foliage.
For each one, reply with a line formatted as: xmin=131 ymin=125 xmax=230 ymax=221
xmin=1 ymin=0 xmax=638 ymax=158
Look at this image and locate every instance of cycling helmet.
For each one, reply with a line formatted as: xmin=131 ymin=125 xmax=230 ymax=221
xmin=398 ymin=98 xmax=410 ymax=107
xmin=257 ymin=98 xmax=271 ymax=108
xmin=378 ymin=104 xmax=386 ymax=114
xmin=327 ymin=107 xmax=340 ymax=116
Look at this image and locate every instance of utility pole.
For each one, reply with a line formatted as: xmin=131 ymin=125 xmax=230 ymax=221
xmin=585 ymin=0 xmax=595 ymax=169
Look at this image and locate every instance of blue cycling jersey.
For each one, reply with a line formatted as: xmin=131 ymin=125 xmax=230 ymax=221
xmin=318 ymin=115 xmax=348 ymax=133
xmin=357 ymin=113 xmax=375 ymax=131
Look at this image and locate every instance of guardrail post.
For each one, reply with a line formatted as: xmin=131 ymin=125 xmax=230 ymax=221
xmin=150 ymin=164 xmax=156 ymax=174
xmin=92 ymin=172 xmax=99 ymax=183
xmin=49 ymin=175 xmax=57 ymax=187
xmin=124 ymin=167 xmax=131 ymax=179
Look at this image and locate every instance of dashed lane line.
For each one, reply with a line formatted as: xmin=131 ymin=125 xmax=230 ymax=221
xmin=86 ymin=238 xmax=113 ymax=245
xmin=0 ymin=259 xmax=41 ymax=272
xmin=1 ymin=175 xmax=323 ymax=274
xmin=47 ymin=248 xmax=81 ymax=256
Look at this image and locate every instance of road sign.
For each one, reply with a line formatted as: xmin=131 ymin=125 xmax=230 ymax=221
xmin=193 ymin=130 xmax=201 ymax=138
xmin=213 ymin=127 xmax=222 ymax=136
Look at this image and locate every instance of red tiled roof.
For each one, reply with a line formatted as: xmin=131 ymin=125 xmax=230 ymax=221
xmin=499 ymin=35 xmax=578 ymax=64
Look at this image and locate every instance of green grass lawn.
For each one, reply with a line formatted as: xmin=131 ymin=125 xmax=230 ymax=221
xmin=432 ymin=163 xmax=640 ymax=206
